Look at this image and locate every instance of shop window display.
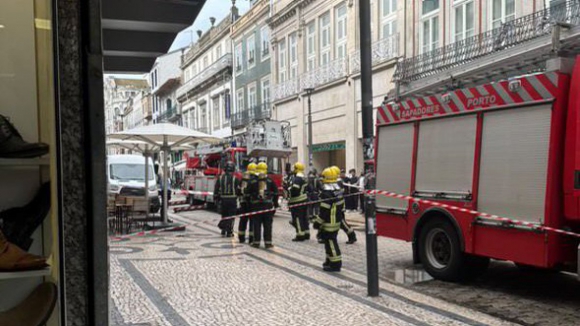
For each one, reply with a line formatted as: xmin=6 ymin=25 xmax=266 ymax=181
xmin=0 ymin=0 xmax=61 ymax=325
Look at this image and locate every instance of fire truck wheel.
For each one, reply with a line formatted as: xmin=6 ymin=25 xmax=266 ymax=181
xmin=419 ymin=218 xmax=465 ymax=282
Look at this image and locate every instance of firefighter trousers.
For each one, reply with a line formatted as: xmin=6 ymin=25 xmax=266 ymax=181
xmin=321 ymin=230 xmax=342 ymax=269
xmin=218 ymin=198 xmax=236 ymax=235
xmin=252 ymin=203 xmax=273 ymax=246
xmin=290 ymin=205 xmax=310 ymax=238
xmin=238 ymin=204 xmax=254 ymax=242
xmin=341 ymin=219 xmax=357 ymax=242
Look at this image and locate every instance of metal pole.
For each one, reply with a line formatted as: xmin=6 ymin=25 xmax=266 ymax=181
xmin=163 ymin=136 xmax=169 ymax=224
xmin=359 ymin=0 xmax=379 ymax=297
xmin=144 ymin=145 xmax=149 ymax=219
xmin=305 ymin=88 xmax=314 ymax=170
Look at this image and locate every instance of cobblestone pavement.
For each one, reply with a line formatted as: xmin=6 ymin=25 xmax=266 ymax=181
xmin=110 ymin=206 xmax=580 ymax=326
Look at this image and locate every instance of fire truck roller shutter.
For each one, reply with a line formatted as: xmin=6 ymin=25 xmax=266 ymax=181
xmin=376 ymin=123 xmax=414 ymax=211
xmin=478 ymin=104 xmax=551 ymax=224
xmin=416 ymin=115 xmax=477 ymax=195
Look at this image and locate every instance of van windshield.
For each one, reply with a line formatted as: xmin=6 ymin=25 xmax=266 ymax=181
xmin=110 ymin=164 xmax=154 ymax=181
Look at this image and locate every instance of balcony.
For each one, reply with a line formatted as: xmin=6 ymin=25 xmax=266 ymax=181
xmin=176 ymin=53 xmax=232 ymax=100
xmin=300 ymin=57 xmax=348 ymax=90
xmin=231 ymin=102 xmax=272 ymax=129
xmin=394 ymin=0 xmax=580 ymax=90
xmin=158 ymin=106 xmax=180 ymax=123
xmin=272 ymin=78 xmax=300 ymax=101
xmin=350 ymin=33 xmax=399 ymax=74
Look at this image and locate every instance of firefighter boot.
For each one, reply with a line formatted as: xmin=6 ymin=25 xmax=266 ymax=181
xmin=0 ymin=115 xmax=49 ymax=158
xmin=346 ymin=231 xmax=357 ymax=244
xmin=238 ymin=235 xmax=246 ymax=243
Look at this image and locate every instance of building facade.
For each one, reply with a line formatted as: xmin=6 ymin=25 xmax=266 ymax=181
xmin=231 ymin=0 xmax=272 ymax=135
xmin=103 ymin=77 xmax=149 ymax=134
xmin=150 ymin=48 xmax=185 ymax=125
xmin=176 ymin=9 xmax=239 ymax=138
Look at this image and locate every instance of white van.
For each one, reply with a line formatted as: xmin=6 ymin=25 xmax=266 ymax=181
xmin=107 ymin=154 xmax=160 ymax=213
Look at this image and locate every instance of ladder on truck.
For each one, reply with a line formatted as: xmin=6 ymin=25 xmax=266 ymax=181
xmin=394 ymin=0 xmax=580 ymax=99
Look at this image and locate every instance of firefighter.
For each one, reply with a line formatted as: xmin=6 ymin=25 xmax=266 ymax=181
xmin=248 ymin=162 xmax=278 ymax=249
xmin=288 ymin=162 xmax=310 ymax=241
xmin=238 ymin=162 xmax=256 ymax=243
xmin=332 ymin=166 xmax=357 ymax=244
xmin=313 ymin=167 xmax=343 ymax=272
xmin=214 ymin=161 xmax=240 ymax=237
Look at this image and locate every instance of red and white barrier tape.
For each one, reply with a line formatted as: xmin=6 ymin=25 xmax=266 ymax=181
xmin=173 ymin=205 xmax=206 ymax=213
xmin=110 ymin=224 xmax=186 ymax=242
xmin=181 ymin=190 xmax=214 ymax=196
xmin=168 ymin=200 xmax=188 ymax=206
xmin=368 ymin=189 xmax=580 ymax=239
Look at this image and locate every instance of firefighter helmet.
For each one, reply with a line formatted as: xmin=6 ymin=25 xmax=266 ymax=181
xmin=330 ymin=166 xmax=340 ymax=175
xmin=225 ymin=161 xmax=235 ymax=173
xmin=293 ymin=162 xmax=305 ymax=173
xmin=247 ymin=162 xmax=257 ymax=174
xmin=257 ymin=162 xmax=268 ymax=175
xmin=321 ymin=168 xmax=336 ymax=183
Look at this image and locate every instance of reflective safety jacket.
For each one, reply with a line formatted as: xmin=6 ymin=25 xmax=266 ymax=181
xmin=313 ymin=183 xmax=345 ymax=232
xmin=247 ymin=173 xmax=278 ymax=206
xmin=288 ymin=173 xmax=309 ymax=204
xmin=214 ymin=173 xmax=240 ymax=201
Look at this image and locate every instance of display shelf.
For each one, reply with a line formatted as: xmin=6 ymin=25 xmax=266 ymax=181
xmin=0 ymin=268 xmax=51 ymax=280
xmin=0 ymin=157 xmax=50 ymax=166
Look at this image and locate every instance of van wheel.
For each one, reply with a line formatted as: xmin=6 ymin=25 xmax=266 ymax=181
xmin=418 ymin=218 xmax=465 ymax=282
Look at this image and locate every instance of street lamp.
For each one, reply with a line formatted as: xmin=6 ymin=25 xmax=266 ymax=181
xmin=304 ymin=88 xmax=314 ymax=170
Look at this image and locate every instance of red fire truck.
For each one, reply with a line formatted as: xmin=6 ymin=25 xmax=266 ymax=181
xmin=375 ymin=57 xmax=580 ymax=281
xmin=183 ymin=120 xmax=291 ymax=209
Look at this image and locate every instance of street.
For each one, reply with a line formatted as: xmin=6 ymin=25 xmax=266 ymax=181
xmin=110 ymin=207 xmax=580 ymax=326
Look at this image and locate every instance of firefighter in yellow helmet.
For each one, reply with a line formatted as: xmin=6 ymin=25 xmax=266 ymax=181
xmin=247 ymin=162 xmax=278 ymax=248
xmin=238 ymin=162 xmax=257 ymax=243
xmin=288 ymin=162 xmax=311 ymax=241
xmin=312 ymin=167 xmax=344 ymax=272
xmin=332 ymin=165 xmax=357 ymax=244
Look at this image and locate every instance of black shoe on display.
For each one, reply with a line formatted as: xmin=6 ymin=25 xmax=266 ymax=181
xmin=0 ymin=115 xmax=49 ymax=158
xmin=0 ymin=182 xmax=51 ymax=251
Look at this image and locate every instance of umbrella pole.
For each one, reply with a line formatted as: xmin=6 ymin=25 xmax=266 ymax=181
xmin=144 ymin=146 xmax=149 ymax=220
xmin=163 ymin=135 xmax=169 ymax=224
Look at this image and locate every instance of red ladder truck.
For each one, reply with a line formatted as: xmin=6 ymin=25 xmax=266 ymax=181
xmin=374 ymin=57 xmax=580 ymax=281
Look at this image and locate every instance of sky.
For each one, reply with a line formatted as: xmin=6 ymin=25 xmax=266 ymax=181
xmin=106 ymin=0 xmax=251 ymax=79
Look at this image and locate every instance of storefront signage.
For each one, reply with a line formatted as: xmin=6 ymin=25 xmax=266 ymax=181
xmin=312 ymin=142 xmax=345 ymax=153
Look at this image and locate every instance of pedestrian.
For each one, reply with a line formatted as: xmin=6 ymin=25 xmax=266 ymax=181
xmin=359 ymin=171 xmax=365 ymax=214
xmin=248 ymin=162 xmax=278 ymax=249
xmin=238 ymin=163 xmax=256 ymax=243
xmin=313 ymin=167 xmax=344 ymax=272
xmin=333 ymin=166 xmax=357 ymax=244
xmin=288 ymin=162 xmax=310 ymax=241
xmin=347 ymin=169 xmax=359 ymax=211
xmin=214 ymin=161 xmax=239 ymax=237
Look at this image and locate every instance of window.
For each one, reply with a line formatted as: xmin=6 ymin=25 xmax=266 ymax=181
xmin=192 ymin=64 xmax=197 ymax=76
xmin=247 ymin=34 xmax=256 ymax=67
xmin=261 ymin=78 xmax=270 ymax=105
xmin=289 ymin=32 xmax=298 ymax=78
xmin=212 ymin=96 xmax=220 ymax=129
xmin=421 ymin=1 xmax=440 ymax=53
xmin=261 ymin=26 xmax=270 ymax=59
xmin=454 ymin=1 xmax=474 ymax=42
xmin=236 ymin=88 xmax=244 ymax=114
xmin=381 ymin=0 xmax=397 ymax=38
xmin=319 ymin=12 xmax=331 ymax=65
xmin=184 ymin=69 xmax=190 ymax=82
xmin=335 ymin=3 xmax=347 ymax=59
xmin=248 ymin=84 xmax=257 ymax=110
xmin=203 ymin=55 xmax=209 ymax=69
xmin=491 ymin=0 xmax=515 ymax=30
xmin=235 ymin=42 xmax=243 ymax=73
xmin=200 ymin=102 xmax=207 ymax=130
xmin=278 ymin=39 xmax=287 ymax=82
xmin=216 ymin=44 xmax=222 ymax=59
xmin=306 ymin=21 xmax=316 ymax=71
xmin=223 ymin=93 xmax=231 ymax=127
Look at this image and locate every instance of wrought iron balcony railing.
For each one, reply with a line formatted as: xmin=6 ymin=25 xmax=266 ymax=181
xmin=176 ymin=53 xmax=232 ymax=100
xmin=300 ymin=57 xmax=348 ymax=90
xmin=158 ymin=106 xmax=180 ymax=122
xmin=272 ymin=77 xmax=300 ymax=101
xmin=351 ymin=33 xmax=399 ymax=74
xmin=394 ymin=0 xmax=580 ymax=83
xmin=231 ymin=102 xmax=272 ymax=129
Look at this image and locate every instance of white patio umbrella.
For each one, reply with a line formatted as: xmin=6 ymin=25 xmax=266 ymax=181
xmin=106 ymin=139 xmax=198 ymax=219
xmin=109 ymin=124 xmax=223 ymax=224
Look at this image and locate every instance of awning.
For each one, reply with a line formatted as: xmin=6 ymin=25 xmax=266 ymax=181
xmin=102 ymin=0 xmax=207 ymax=73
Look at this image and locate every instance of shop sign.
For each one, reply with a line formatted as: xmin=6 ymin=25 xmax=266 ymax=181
xmin=312 ymin=142 xmax=345 ymax=153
